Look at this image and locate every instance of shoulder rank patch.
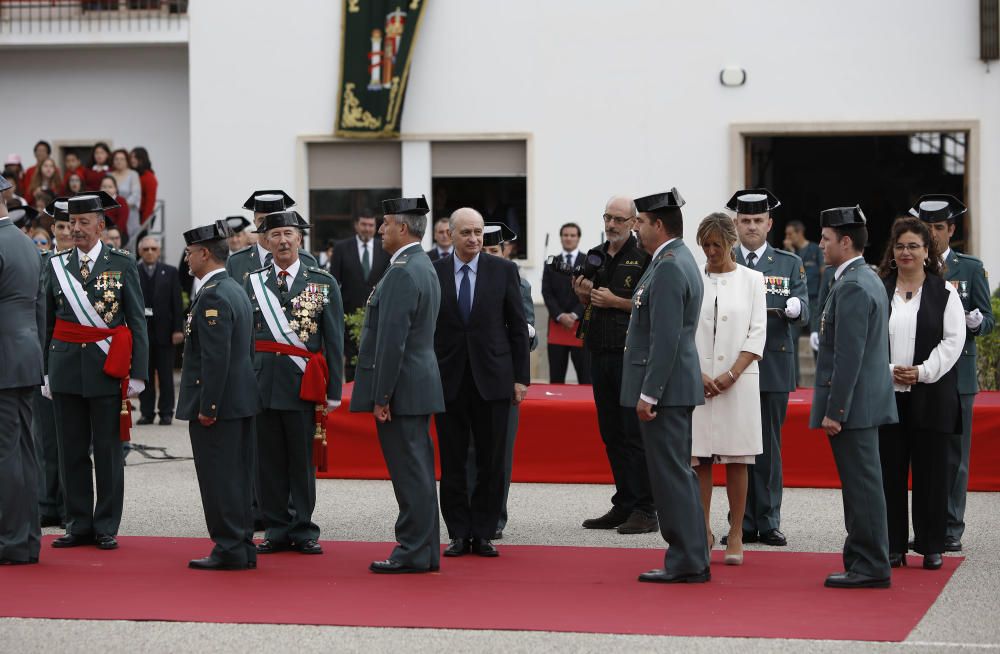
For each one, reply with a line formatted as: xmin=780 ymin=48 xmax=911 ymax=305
xmin=205 ymin=309 xmax=219 ymax=318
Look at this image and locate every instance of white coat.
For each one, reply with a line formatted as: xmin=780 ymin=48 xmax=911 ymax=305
xmin=691 ymin=264 xmax=767 ymax=457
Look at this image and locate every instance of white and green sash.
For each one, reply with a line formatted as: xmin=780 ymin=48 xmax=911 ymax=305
xmin=51 ymin=253 xmax=111 ymax=354
xmin=249 ymin=269 xmax=307 ymax=373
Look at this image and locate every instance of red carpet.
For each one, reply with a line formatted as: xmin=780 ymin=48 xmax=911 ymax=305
xmin=322 ymin=384 xmax=1000 ymax=491
xmin=0 ymin=536 xmax=959 ymax=641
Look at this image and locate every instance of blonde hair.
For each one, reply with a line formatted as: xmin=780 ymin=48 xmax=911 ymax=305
xmin=696 ymin=212 xmax=738 ymax=254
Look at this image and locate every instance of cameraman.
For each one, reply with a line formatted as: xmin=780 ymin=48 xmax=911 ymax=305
xmin=572 ymin=196 xmax=656 ymax=534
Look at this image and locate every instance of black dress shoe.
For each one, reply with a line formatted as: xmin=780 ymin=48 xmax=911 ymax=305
xmin=369 ymin=559 xmax=435 ymax=574
xmin=189 ymin=557 xmax=256 ymax=571
xmin=493 ymin=529 xmax=503 ymax=540
xmin=617 ymin=510 xmax=658 ymax=534
xmin=638 ymin=568 xmax=711 ymax=584
xmin=95 ymin=534 xmax=118 ymax=550
xmin=889 ymin=552 xmax=907 ymax=568
xmin=295 ymin=539 xmax=323 ymax=555
xmin=256 ymin=539 xmax=292 ymax=554
xmin=159 ymin=417 xmax=172 ymax=426
xmin=472 ymin=539 xmax=499 ymax=557
xmin=0 ymin=558 xmax=39 ymax=566
xmin=582 ymin=508 xmax=630 ymax=530
xmin=444 ymin=538 xmax=470 ymax=557
xmin=923 ymin=553 xmax=943 ymax=570
xmin=51 ymin=533 xmax=94 ymax=548
xmin=944 ymin=536 xmax=962 ymax=552
xmin=39 ymin=515 xmax=63 ymax=528
xmin=824 ymin=571 xmax=891 ymax=588
xmin=758 ymin=529 xmax=787 ymax=547
xmin=721 ymin=530 xmax=758 ymax=545
xmin=136 ymin=416 xmax=155 ymax=425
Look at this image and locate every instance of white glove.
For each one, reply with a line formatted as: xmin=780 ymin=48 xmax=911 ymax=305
xmin=527 ymin=323 xmax=536 ymax=339
xmin=41 ymin=375 xmax=51 ymax=399
xmin=810 ymin=332 xmax=819 ymax=352
xmin=326 ymin=399 xmax=341 ymax=410
xmin=966 ymin=308 xmax=984 ymax=331
xmin=127 ymin=379 xmax=146 ymax=397
xmin=784 ymin=296 xmax=802 ymax=319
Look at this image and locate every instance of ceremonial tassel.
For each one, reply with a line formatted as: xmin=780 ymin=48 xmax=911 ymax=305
xmin=312 ymin=404 xmax=327 ymax=470
xmin=119 ymin=378 xmax=132 ymax=442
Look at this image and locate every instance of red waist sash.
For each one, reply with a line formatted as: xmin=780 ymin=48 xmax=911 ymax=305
xmin=253 ymin=340 xmax=329 ymax=404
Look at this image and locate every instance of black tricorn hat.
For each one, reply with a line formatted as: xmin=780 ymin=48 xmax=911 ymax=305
xmin=243 ymin=190 xmax=296 ymax=214
xmin=908 ymin=194 xmax=966 ymax=223
xmin=184 ymin=220 xmax=231 ymax=245
xmin=255 ymin=210 xmax=309 ymax=233
xmin=820 ymin=205 xmax=867 ymax=227
xmin=483 ymin=222 xmax=517 ymax=248
xmin=68 ymin=191 xmax=120 ymax=215
xmin=9 ymin=204 xmax=39 ymax=228
xmin=0 ymin=173 xmax=11 ymax=193
xmin=634 ymin=188 xmax=685 ymax=213
xmin=726 ymin=188 xmax=781 ymax=214
xmin=225 ymin=215 xmax=252 ymax=233
xmin=45 ymin=197 xmax=71 ymax=222
xmin=382 ymin=195 xmax=430 ymax=216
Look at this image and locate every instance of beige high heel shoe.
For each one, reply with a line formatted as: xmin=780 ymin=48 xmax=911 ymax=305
xmin=724 ymin=534 xmax=744 ymax=565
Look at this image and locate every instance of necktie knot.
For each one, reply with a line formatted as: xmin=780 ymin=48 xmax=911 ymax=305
xmin=747 ymin=252 xmax=758 ymax=269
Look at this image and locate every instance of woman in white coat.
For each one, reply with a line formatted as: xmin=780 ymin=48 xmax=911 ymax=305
xmin=692 ymin=213 xmax=767 ymax=565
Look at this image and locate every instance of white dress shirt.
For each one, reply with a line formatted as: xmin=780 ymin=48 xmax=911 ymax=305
xmin=194 ymin=267 xmax=225 ymax=297
xmin=357 ymin=236 xmax=373 ymax=265
xmin=256 ymin=242 xmax=271 ymax=265
xmin=272 ymin=257 xmax=301 ymax=284
xmin=454 ymin=252 xmax=480 ymax=304
xmin=76 ymin=240 xmax=103 ymax=268
xmin=888 ymin=280 xmax=965 ymax=392
xmin=739 ymin=242 xmax=767 ymax=267
xmin=834 ymin=255 xmax=865 ymax=280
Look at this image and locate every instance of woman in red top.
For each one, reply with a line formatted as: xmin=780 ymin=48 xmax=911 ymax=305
xmin=100 ymin=175 xmax=130 ymax=243
xmin=130 ymin=146 xmax=158 ymax=225
xmin=27 ymin=158 xmax=63 ymax=197
xmin=84 ymin=141 xmax=112 ymax=191
xmin=21 ymin=140 xmax=59 ymax=192
xmin=63 ymin=172 xmax=85 ymax=196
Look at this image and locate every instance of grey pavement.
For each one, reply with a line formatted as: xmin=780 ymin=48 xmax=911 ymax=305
xmin=3 ymin=419 xmax=998 ymax=653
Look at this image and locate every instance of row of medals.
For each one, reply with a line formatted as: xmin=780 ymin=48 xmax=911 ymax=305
xmin=288 ymin=282 xmax=330 ymax=343
xmin=93 ymin=272 xmax=123 ymax=324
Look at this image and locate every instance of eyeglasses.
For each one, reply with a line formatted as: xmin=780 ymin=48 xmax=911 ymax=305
xmin=33 ymin=239 xmax=48 ymax=245
xmin=893 ymin=243 xmax=925 ymax=253
xmin=602 ymin=214 xmax=633 ymax=225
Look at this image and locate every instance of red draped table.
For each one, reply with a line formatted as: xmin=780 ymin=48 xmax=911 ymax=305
xmin=320 ymin=384 xmax=1000 ymax=491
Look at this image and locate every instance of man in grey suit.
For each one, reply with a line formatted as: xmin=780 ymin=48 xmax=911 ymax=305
xmin=812 ymin=205 xmax=896 ymax=589
xmin=621 ymin=188 xmax=710 ymax=584
xmin=0 ymin=178 xmax=45 ymax=565
xmin=350 ymin=195 xmax=444 ymax=574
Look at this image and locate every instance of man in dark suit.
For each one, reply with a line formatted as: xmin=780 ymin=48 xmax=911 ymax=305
xmin=0 ymin=180 xmax=45 ymax=565
xmin=177 ymin=220 xmax=260 ymax=571
xmin=542 ymin=222 xmax=591 ymax=383
xmin=426 ymin=217 xmax=453 ymax=261
xmin=434 ymin=208 xmax=530 ymax=559
xmin=136 ymin=236 xmax=183 ymax=426
xmin=330 ymin=209 xmax=390 ymax=382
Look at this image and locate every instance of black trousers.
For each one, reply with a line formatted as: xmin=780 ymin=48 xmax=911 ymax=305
xmin=32 ymin=388 xmax=64 ymax=521
xmin=591 ymin=349 xmax=653 ymax=514
xmin=436 ymin=365 xmax=509 ymax=541
xmin=0 ymin=387 xmax=40 ymax=563
xmin=879 ymin=392 xmax=952 ymax=556
xmin=344 ymin=336 xmax=358 ymax=383
xmin=139 ymin=343 xmax=176 ymax=419
xmin=51 ymin=393 xmax=124 ymax=537
xmin=256 ymin=408 xmax=319 ymax=544
xmin=547 ymin=343 xmax=592 ymax=384
xmin=190 ymin=416 xmax=256 ymax=566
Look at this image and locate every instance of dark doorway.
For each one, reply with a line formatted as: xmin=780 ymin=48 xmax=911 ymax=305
xmin=746 ymin=132 xmax=969 ymax=261
xmin=431 ymin=177 xmax=528 ymax=260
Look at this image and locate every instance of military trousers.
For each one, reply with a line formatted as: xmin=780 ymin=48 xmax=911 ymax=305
xmin=946 ymin=393 xmax=975 ymax=541
xmin=0 ymin=387 xmax=40 ymax=563
xmin=743 ymin=391 xmax=787 ymax=535
xmin=32 ymin=388 xmax=64 ymax=522
xmin=256 ymin=408 xmax=319 ymax=544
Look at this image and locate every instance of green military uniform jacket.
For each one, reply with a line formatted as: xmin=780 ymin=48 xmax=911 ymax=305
xmin=176 ymin=271 xmax=259 ymax=421
xmin=44 ymin=243 xmax=149 ymax=396
xmin=519 ymin=276 xmax=538 ymax=352
xmin=810 ymin=258 xmax=897 ymax=429
xmin=797 ymin=241 xmax=824 ymax=302
xmin=735 ymin=244 xmax=809 ymax=392
xmin=246 ymin=262 xmax=344 ymax=411
xmin=350 ymin=243 xmax=445 ymax=415
xmin=620 ymin=239 xmax=704 ymax=408
xmin=811 ymin=266 xmax=836 ymax=334
xmin=225 ymin=244 xmax=318 ymax=285
xmin=942 ymin=250 xmax=994 ymax=395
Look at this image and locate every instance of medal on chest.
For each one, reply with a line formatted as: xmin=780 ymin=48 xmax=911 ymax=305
xmin=93 ymin=271 xmax=122 ymax=323
xmin=765 ymin=275 xmax=790 ymax=297
xmin=633 ymin=285 xmax=645 ymax=308
xmin=288 ymin=282 xmax=329 ymax=343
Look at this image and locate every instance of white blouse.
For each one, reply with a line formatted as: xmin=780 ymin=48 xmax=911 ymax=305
xmin=888 ymin=280 xmax=965 ymax=392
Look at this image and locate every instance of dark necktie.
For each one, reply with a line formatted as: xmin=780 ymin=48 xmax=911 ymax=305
xmin=458 ymin=264 xmax=472 ymax=324
xmin=747 ymin=252 xmax=758 ymax=269
xmin=277 ymin=270 xmax=289 ymax=298
xmin=361 ymin=243 xmax=371 ymax=280
xmin=264 ymin=252 xmax=273 ymax=267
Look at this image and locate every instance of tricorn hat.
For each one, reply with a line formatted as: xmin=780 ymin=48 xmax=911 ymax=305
xmin=483 ymin=222 xmax=517 ymax=248
xmin=382 ymin=195 xmax=430 ymax=216
xmin=243 ymin=190 xmax=296 ymax=214
xmin=255 ymin=210 xmax=309 ymax=233
xmin=820 ymin=205 xmax=867 ymax=227
xmin=45 ymin=197 xmax=71 ymax=222
xmin=634 ymin=188 xmax=685 ymax=213
xmin=184 ymin=220 xmax=231 ymax=245
xmin=726 ymin=188 xmax=781 ymax=214
xmin=908 ymin=194 xmax=966 ymax=223
xmin=225 ymin=215 xmax=252 ymax=233
xmin=9 ymin=204 xmax=39 ymax=228
xmin=68 ymin=191 xmax=120 ymax=215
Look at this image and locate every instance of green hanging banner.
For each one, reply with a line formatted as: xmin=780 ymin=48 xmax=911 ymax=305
xmin=335 ymin=0 xmax=427 ymax=138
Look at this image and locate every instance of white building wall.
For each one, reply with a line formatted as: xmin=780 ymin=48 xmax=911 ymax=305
xmin=0 ymin=45 xmax=191 ymax=260
xmin=183 ymin=0 xmax=998 ymax=292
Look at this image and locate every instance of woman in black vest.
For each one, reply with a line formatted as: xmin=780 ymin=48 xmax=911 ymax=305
xmin=877 ymin=217 xmax=965 ymax=570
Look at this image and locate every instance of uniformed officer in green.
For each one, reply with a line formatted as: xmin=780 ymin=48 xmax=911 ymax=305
xmin=350 ymin=195 xmax=444 ymax=574
xmin=226 ymin=190 xmax=318 ymax=284
xmin=913 ymin=194 xmax=995 ymax=552
xmin=812 ymin=205 xmax=895 ymax=588
xmin=809 ymin=265 xmax=836 ymax=357
xmin=622 ymin=188 xmax=710 ymax=584
xmin=44 ymin=191 xmax=149 ymax=551
xmin=177 ymin=220 xmax=260 ymax=571
xmin=785 ymin=219 xmax=824 ymax=377
xmin=728 ymin=189 xmax=809 ymax=548
xmin=247 ymin=210 xmax=344 ymax=556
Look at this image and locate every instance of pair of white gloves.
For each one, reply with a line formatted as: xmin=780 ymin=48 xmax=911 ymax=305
xmin=808 ymin=308 xmax=985 ymax=352
xmin=41 ymin=377 xmax=145 ymax=400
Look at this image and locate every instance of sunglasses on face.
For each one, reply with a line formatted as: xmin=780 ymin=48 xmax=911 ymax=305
xmin=34 ymin=239 xmax=49 ymax=245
